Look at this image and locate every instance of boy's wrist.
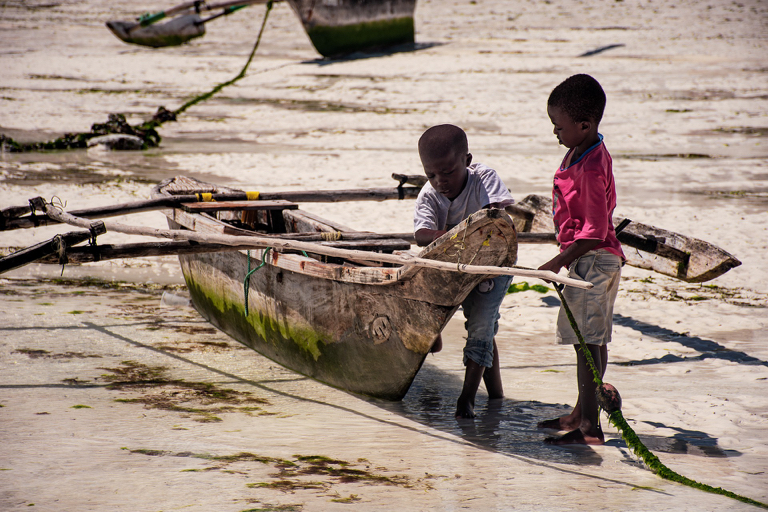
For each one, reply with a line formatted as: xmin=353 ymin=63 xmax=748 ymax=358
xmin=559 ymin=239 xmax=601 ymax=267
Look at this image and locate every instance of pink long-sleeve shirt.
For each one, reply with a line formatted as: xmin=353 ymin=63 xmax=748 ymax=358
xmin=552 ymin=135 xmax=625 ymax=259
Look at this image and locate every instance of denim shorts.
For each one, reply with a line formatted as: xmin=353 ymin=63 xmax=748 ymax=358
xmin=556 ymin=249 xmax=622 ymax=346
xmin=462 ymin=274 xmax=513 ymax=367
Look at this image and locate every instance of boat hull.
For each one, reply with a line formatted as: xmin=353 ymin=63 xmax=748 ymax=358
xmin=179 ymin=249 xmax=453 ymax=400
xmin=156 ymin=176 xmax=518 ymax=400
xmin=106 ymin=14 xmax=206 ymax=48
xmin=287 ymin=0 xmax=417 ymax=57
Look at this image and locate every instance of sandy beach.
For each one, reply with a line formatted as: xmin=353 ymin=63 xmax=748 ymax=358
xmin=1 ymin=0 xmax=767 ymax=510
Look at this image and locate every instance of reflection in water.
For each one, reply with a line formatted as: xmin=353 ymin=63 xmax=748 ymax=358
xmin=375 ymin=361 xmax=606 ymax=467
xmin=375 ymin=359 xmax=738 ymax=471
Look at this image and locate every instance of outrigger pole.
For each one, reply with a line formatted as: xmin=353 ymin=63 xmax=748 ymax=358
xmin=5 ymin=198 xmax=593 ymax=290
xmin=106 ymin=0 xmax=278 ymax=48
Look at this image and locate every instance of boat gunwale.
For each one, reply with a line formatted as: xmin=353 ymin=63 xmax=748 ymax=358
xmin=152 ymin=179 xmax=410 ymax=286
xmin=151 ymin=176 xmax=519 ymax=287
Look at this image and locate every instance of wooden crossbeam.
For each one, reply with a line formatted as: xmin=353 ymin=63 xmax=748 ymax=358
xmin=181 ymin=200 xmax=299 ymax=213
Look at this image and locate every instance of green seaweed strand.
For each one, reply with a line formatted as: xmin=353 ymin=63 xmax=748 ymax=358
xmin=554 ymin=285 xmax=768 ymax=509
xmin=171 ymin=0 xmax=273 ymax=118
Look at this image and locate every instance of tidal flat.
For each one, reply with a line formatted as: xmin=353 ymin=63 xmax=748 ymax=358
xmin=1 ymin=0 xmax=768 ymax=510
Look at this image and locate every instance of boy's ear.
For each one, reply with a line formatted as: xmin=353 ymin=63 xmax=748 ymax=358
xmin=580 ymin=121 xmax=591 ymax=132
xmin=466 ymin=153 xmax=473 ymax=166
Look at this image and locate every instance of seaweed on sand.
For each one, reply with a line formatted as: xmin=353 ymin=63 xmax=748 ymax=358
xmin=100 ymin=360 xmax=271 ymax=423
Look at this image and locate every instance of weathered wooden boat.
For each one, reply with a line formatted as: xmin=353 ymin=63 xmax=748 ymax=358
xmin=151 ymin=176 xmax=517 ymax=400
xmin=287 ymin=0 xmax=416 ymax=57
xmin=107 ymin=0 xmax=417 ymax=57
xmin=506 ymin=194 xmax=741 ymax=283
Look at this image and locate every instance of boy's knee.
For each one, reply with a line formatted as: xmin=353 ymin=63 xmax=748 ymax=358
xmin=463 ymin=338 xmax=494 ymax=368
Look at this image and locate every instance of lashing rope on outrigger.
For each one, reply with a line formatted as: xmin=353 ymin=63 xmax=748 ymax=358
xmin=553 ymin=283 xmax=768 ymax=509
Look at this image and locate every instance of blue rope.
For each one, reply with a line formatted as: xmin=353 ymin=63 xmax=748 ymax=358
xmin=243 ymin=248 xmax=271 ymax=316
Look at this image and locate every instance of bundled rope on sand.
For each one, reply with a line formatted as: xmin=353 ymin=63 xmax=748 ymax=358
xmin=0 ymin=110 xmax=171 ymax=152
xmin=0 ymin=2 xmax=273 ymax=153
xmin=555 ymin=285 xmax=768 ymax=509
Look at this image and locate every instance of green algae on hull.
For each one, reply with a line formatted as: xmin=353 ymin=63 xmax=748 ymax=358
xmin=306 ymin=17 xmax=414 ymax=57
xmin=185 ymin=278 xmax=330 ymax=362
xmin=178 ymin=254 xmax=432 ymax=400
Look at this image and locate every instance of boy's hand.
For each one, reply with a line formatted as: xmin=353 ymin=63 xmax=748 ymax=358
xmin=538 ymin=239 xmax=602 ymax=280
xmin=538 ymin=259 xmax=563 ymax=274
xmin=538 ymin=259 xmax=563 ymax=282
xmin=415 ymin=228 xmax=448 ymax=247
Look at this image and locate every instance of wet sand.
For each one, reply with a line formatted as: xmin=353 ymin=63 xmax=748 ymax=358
xmin=2 ymin=276 xmax=767 ymax=511
xmin=2 ymin=0 xmax=768 ymax=510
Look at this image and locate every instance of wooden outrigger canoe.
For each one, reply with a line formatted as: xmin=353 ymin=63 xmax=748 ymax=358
xmin=152 ymin=176 xmax=517 ymax=400
xmin=506 ymin=194 xmax=741 ymax=283
xmin=287 ymin=0 xmax=416 ymax=57
xmin=107 ymin=0 xmax=417 ymax=57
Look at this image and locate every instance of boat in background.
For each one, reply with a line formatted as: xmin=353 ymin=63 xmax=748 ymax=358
xmin=152 ymin=175 xmax=517 ymax=400
xmin=107 ymin=0 xmax=417 ymax=57
xmin=288 ymin=0 xmax=416 ymax=57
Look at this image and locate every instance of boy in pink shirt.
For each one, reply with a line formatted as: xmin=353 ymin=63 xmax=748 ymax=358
xmin=537 ymin=74 xmax=625 ymax=445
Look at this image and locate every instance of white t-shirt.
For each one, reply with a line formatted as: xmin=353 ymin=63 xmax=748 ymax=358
xmin=414 ymin=163 xmax=514 ymax=232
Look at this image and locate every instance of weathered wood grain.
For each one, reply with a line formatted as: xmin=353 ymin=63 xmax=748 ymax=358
xmin=507 ymin=194 xmax=741 ymax=282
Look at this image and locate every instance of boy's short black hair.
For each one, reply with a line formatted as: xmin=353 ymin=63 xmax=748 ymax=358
xmin=418 ymin=124 xmax=468 ymax=161
xmin=548 ymin=74 xmax=606 ymax=124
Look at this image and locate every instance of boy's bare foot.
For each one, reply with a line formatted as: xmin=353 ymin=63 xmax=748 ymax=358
xmin=455 ymin=405 xmax=475 ymax=419
xmin=543 ymin=428 xmax=604 ymax=446
xmin=430 ymin=334 xmax=443 ymax=354
xmin=537 ymin=413 xmax=580 ymax=431
xmin=455 ymin=396 xmax=475 ymax=419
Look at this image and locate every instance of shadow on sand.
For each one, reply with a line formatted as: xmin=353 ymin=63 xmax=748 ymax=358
xmin=370 ymin=307 xmax=747 ymax=471
xmin=301 ymin=42 xmax=444 ymax=66
xmin=613 ymin=313 xmax=768 ymax=367
xmin=0 ymin=311 xmax=740 ymax=490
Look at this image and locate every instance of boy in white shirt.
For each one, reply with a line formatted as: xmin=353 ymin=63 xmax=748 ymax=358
xmin=414 ymin=124 xmax=515 ymax=418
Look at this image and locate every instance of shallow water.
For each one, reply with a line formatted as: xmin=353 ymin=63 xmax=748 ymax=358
xmin=2 ymin=277 xmax=766 ymax=511
xmin=2 ymin=0 xmax=768 ymax=510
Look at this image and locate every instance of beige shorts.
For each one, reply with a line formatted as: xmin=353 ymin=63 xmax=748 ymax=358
xmin=556 ymin=249 xmax=622 ymax=346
